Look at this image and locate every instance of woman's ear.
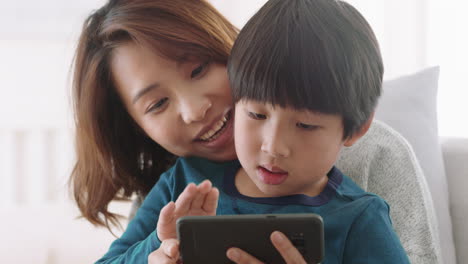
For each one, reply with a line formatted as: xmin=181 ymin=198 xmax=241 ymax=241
xmin=343 ymin=112 xmax=374 ymax=147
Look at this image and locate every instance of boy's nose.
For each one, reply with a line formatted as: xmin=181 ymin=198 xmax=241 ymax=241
xmin=180 ymin=98 xmax=212 ymax=124
xmin=261 ymin=135 xmax=291 ymax=158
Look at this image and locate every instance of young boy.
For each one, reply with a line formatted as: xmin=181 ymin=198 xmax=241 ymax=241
xmin=152 ymin=0 xmax=409 ymax=262
xmin=99 ymin=0 xmax=410 ymax=263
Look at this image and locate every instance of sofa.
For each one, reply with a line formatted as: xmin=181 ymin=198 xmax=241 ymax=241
xmin=441 ymin=137 xmax=468 ymax=264
xmin=371 ymin=66 xmax=466 ymax=264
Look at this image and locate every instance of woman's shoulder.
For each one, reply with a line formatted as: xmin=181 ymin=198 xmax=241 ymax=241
xmin=167 ymin=156 xmax=239 ymax=182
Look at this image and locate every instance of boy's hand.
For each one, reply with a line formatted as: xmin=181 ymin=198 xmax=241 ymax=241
xmin=226 ymin=231 xmax=307 ymax=264
xmin=157 ymin=180 xmax=219 ymax=241
xmin=148 ymin=239 xmax=181 ymax=264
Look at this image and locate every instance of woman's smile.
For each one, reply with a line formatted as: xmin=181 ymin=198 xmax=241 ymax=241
xmin=196 ymin=110 xmax=234 ymax=148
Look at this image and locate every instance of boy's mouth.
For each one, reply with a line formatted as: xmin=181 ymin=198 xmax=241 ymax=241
xmin=257 ymin=165 xmax=289 ymax=185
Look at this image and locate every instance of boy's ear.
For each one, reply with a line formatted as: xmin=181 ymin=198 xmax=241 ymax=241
xmin=343 ymin=112 xmax=374 ymax=147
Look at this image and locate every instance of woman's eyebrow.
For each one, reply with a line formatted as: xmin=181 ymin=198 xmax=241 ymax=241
xmin=132 ymin=83 xmax=160 ymax=105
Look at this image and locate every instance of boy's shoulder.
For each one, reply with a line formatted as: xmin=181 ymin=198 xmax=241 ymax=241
xmin=325 ymin=171 xmax=391 ymax=225
xmin=334 ymin=171 xmax=389 ymax=210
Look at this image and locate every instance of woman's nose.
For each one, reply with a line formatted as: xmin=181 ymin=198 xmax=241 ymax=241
xmin=180 ymin=97 xmax=212 ymax=124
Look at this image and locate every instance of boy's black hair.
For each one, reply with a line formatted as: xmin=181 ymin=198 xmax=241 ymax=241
xmin=228 ymin=0 xmax=383 ymax=139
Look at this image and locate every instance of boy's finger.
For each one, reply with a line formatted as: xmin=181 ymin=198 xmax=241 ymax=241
xmin=162 ymin=239 xmax=180 ymax=259
xmin=226 ymin=247 xmax=264 ymax=264
xmin=197 ymin=179 xmax=212 ymax=193
xmin=202 ymin=187 xmax=219 ymax=214
xmin=157 ymin=202 xmax=176 ymax=240
xmin=158 ymin=201 xmax=175 ymax=226
xmin=188 ymin=180 xmax=213 ymax=211
xmin=174 ymin=183 xmax=197 ymax=213
xmin=270 ymin=231 xmax=306 ymax=264
xmin=190 ymin=191 xmax=205 ymax=211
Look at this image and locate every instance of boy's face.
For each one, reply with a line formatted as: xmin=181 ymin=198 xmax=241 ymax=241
xmin=234 ymin=100 xmax=362 ymax=197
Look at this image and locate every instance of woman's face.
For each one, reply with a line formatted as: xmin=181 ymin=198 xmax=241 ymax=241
xmin=111 ymin=42 xmax=236 ymax=161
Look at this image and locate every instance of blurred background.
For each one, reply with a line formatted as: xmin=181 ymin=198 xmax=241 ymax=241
xmin=0 ymin=0 xmax=467 ymax=263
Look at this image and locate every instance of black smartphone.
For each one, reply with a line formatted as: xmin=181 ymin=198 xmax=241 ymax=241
xmin=176 ymin=213 xmax=324 ymax=264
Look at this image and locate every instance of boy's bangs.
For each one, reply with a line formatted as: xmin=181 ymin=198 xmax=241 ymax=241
xmin=229 ymin=26 xmax=344 ymax=114
xmin=228 ymin=0 xmax=383 ymax=138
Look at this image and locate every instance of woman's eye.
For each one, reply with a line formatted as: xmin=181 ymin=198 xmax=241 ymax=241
xmin=296 ymin=122 xmax=318 ymax=130
xmin=248 ymin=112 xmax=266 ymax=120
xmin=191 ymin=62 xmax=208 ymax=78
xmin=146 ymin=98 xmax=168 ymax=113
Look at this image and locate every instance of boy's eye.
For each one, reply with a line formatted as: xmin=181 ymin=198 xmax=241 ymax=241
xmin=296 ymin=122 xmax=318 ymax=130
xmin=248 ymin=111 xmax=266 ymax=120
xmin=191 ymin=62 xmax=208 ymax=78
xmin=146 ymin=97 xmax=168 ymax=113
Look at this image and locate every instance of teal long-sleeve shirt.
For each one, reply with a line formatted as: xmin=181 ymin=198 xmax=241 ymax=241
xmin=96 ymin=156 xmax=409 ymax=263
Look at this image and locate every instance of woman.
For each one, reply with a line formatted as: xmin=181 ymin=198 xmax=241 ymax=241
xmin=71 ymin=0 xmax=241 ymax=262
xmin=70 ymin=0 xmax=237 ymax=231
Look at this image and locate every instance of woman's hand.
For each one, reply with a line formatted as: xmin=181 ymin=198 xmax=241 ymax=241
xmin=226 ymin=231 xmax=307 ymax=264
xmin=148 ymin=239 xmax=181 ymax=264
xmin=157 ymin=180 xmax=219 ymax=240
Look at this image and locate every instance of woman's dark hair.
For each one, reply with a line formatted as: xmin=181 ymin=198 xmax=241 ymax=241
xmin=70 ymin=0 xmax=238 ymax=229
xmin=228 ymin=0 xmax=383 ymax=139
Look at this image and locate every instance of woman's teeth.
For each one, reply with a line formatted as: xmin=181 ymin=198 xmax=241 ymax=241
xmin=200 ymin=115 xmax=228 ymax=141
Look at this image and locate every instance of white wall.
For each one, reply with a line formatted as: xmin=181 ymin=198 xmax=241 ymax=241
xmin=427 ymin=0 xmax=468 ymax=137
xmin=0 ymin=1 xmax=128 ymax=263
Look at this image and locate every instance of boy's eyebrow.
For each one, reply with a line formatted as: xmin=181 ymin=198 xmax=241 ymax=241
xmin=132 ymin=83 xmax=160 ymax=105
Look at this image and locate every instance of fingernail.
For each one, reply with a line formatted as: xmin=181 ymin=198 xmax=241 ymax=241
xmin=202 ymin=179 xmax=212 ymax=187
xmin=273 ymin=231 xmax=284 ymax=242
xmin=227 ymin=248 xmax=240 ymax=261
